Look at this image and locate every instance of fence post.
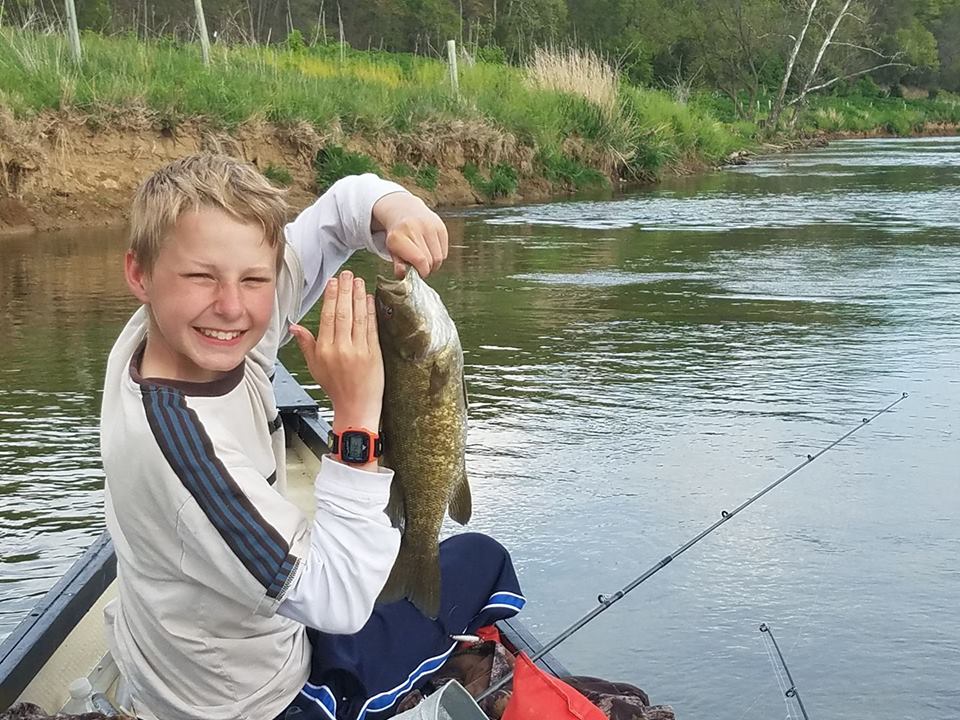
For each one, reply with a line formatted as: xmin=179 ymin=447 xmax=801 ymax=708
xmin=194 ymin=0 xmax=211 ymax=66
xmin=447 ymin=39 xmax=459 ymax=98
xmin=64 ymin=0 xmax=82 ymax=65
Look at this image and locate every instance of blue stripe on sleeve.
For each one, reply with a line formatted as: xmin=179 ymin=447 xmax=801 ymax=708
xmin=142 ymin=385 xmax=299 ymax=599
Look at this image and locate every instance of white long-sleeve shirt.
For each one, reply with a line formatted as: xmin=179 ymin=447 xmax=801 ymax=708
xmin=101 ymin=175 xmax=405 ymax=720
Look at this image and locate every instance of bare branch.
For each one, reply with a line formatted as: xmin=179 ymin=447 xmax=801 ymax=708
xmin=831 ymin=42 xmax=900 ymax=59
xmin=788 ymin=62 xmax=913 ymax=101
xmin=832 ymin=42 xmax=902 ymax=60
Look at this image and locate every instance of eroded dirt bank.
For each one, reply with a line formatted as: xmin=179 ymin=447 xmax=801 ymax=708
xmin=0 ymin=111 xmax=561 ymax=235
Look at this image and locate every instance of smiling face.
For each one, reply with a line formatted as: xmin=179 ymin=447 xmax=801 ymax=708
xmin=125 ymin=205 xmax=278 ymax=383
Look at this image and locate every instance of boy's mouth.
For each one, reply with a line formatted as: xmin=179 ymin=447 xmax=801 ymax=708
xmin=194 ymin=327 xmax=246 ymax=342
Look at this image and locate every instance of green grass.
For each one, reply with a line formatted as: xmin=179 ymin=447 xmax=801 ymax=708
xmin=796 ymin=94 xmax=960 ymax=135
xmin=537 ymin=150 xmax=607 ymax=189
xmin=314 ymin=145 xmax=380 ymax=190
xmin=390 ymin=162 xmax=414 ymax=178
xmin=414 ymin=164 xmax=439 ymax=191
xmin=262 ymin=163 xmax=293 ymax=187
xmin=1 ymin=27 xmax=957 ymax=191
xmin=462 ymin=163 xmax=518 ymax=199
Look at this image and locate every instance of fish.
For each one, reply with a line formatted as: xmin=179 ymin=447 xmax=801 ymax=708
xmin=375 ymin=266 xmax=471 ymax=619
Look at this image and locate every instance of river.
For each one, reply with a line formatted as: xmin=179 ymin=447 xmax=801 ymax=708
xmin=2 ymin=137 xmax=958 ymax=718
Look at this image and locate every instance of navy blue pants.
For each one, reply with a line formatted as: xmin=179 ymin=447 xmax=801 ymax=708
xmin=276 ymin=533 xmax=524 ymax=720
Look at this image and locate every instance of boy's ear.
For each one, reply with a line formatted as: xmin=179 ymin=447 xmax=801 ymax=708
xmin=124 ymin=250 xmax=151 ymax=304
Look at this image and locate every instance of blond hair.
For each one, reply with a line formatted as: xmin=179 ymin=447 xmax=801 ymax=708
xmin=129 ymin=154 xmax=289 ymax=274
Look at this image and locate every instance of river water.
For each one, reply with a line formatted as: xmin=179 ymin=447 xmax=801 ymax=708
xmin=2 ymin=138 xmax=958 ymax=718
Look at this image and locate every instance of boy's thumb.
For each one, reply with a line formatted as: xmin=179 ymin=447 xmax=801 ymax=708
xmin=289 ymin=324 xmax=312 ymax=352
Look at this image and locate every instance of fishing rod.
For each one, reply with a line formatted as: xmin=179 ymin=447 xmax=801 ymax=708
xmin=760 ymin=622 xmax=810 ymax=720
xmin=478 ymin=392 xmax=908 ymax=702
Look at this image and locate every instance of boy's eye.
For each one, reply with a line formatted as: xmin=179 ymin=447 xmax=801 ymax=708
xmin=185 ymin=273 xmax=215 ymax=280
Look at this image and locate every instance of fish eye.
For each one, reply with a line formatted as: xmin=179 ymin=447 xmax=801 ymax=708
xmin=385 ymin=306 xmax=394 ymax=317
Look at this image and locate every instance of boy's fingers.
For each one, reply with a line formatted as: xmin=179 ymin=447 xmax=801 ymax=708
xmin=437 ymin=224 xmax=449 ymax=260
xmin=334 ymin=270 xmax=354 ymax=341
xmin=352 ymin=278 xmax=367 ymax=346
xmin=318 ymin=278 xmax=338 ymax=345
xmin=393 ymin=257 xmax=407 ymax=279
xmin=366 ymin=294 xmax=378 ymax=348
xmin=424 ymin=230 xmax=444 ymax=272
xmin=390 ymin=234 xmax=430 ymax=277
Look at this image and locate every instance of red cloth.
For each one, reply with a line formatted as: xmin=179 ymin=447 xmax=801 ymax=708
xmin=476 ymin=625 xmax=502 ymax=643
xmin=503 ymin=652 xmax=606 ymax=720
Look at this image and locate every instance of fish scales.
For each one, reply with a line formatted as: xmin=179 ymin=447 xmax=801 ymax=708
xmin=375 ymin=267 xmax=471 ymax=619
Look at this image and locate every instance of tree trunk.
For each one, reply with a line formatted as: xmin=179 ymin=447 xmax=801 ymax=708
xmin=790 ymin=0 xmax=854 ymax=110
xmin=767 ymin=0 xmax=818 ymax=131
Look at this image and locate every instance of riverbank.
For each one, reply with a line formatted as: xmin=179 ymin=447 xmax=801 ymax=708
xmin=2 ymin=29 xmax=960 ymax=234
xmin=0 ymin=108 xmax=731 ymax=235
xmin=5 ymin=117 xmax=956 ymax=236
xmin=0 ymin=109 xmax=560 ymax=234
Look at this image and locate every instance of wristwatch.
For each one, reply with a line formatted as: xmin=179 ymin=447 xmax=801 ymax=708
xmin=329 ymin=427 xmax=383 ymax=465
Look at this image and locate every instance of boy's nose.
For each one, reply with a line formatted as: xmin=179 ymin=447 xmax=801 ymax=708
xmin=213 ymin=283 xmax=244 ymax=318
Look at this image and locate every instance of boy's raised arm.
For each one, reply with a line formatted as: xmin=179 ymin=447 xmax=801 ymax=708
xmin=284 ymin=174 xmax=448 ymax=322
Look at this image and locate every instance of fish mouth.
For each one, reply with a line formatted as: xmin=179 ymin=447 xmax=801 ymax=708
xmin=376 ymin=266 xmax=419 ymax=302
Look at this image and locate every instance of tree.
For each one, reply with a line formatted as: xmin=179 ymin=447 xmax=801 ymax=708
xmin=491 ymin=0 xmax=567 ymax=59
xmin=693 ymin=0 xmax=786 ymax=120
xmin=934 ymin=1 xmax=960 ymax=90
xmin=766 ymin=0 xmax=912 ymax=130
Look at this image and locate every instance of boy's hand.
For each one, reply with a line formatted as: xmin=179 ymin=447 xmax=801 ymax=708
xmin=289 ymin=271 xmax=383 ymax=435
xmin=372 ymin=193 xmax=448 ymax=279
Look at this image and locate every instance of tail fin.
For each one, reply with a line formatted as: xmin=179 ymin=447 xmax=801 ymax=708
xmin=377 ymin=538 xmax=442 ymax=619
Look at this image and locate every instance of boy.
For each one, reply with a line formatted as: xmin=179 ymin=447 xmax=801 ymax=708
xmin=101 ymin=155 xmax=524 ymax=720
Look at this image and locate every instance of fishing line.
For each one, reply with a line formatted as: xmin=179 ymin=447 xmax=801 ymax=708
xmin=477 ymin=392 xmax=908 ymax=702
xmin=760 ymin=623 xmax=809 ymax=720
xmin=761 ymin=630 xmax=794 ymax=719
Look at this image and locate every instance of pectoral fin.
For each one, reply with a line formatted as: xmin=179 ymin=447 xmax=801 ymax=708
xmin=429 ymin=362 xmax=450 ymax=403
xmin=385 ymin=479 xmax=405 ymax=531
xmin=447 ymin=466 xmax=472 ymax=525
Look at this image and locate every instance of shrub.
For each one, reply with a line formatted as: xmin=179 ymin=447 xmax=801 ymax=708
xmin=285 ymin=30 xmax=306 ymax=53
xmin=314 ymin=145 xmax=381 ymax=191
xmin=477 ymin=45 xmax=507 ymax=65
xmin=414 ymin=164 xmax=439 ymax=190
xmin=538 ymin=150 xmax=606 ymax=189
xmin=487 ymin=164 xmax=518 ymax=197
xmin=461 ymin=163 xmax=517 ymax=198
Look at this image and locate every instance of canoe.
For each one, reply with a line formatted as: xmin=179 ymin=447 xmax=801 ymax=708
xmin=0 ymin=364 xmax=568 ymax=715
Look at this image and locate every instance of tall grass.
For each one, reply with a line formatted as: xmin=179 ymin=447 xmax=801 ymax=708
xmin=526 ymin=46 xmax=620 ymax=121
